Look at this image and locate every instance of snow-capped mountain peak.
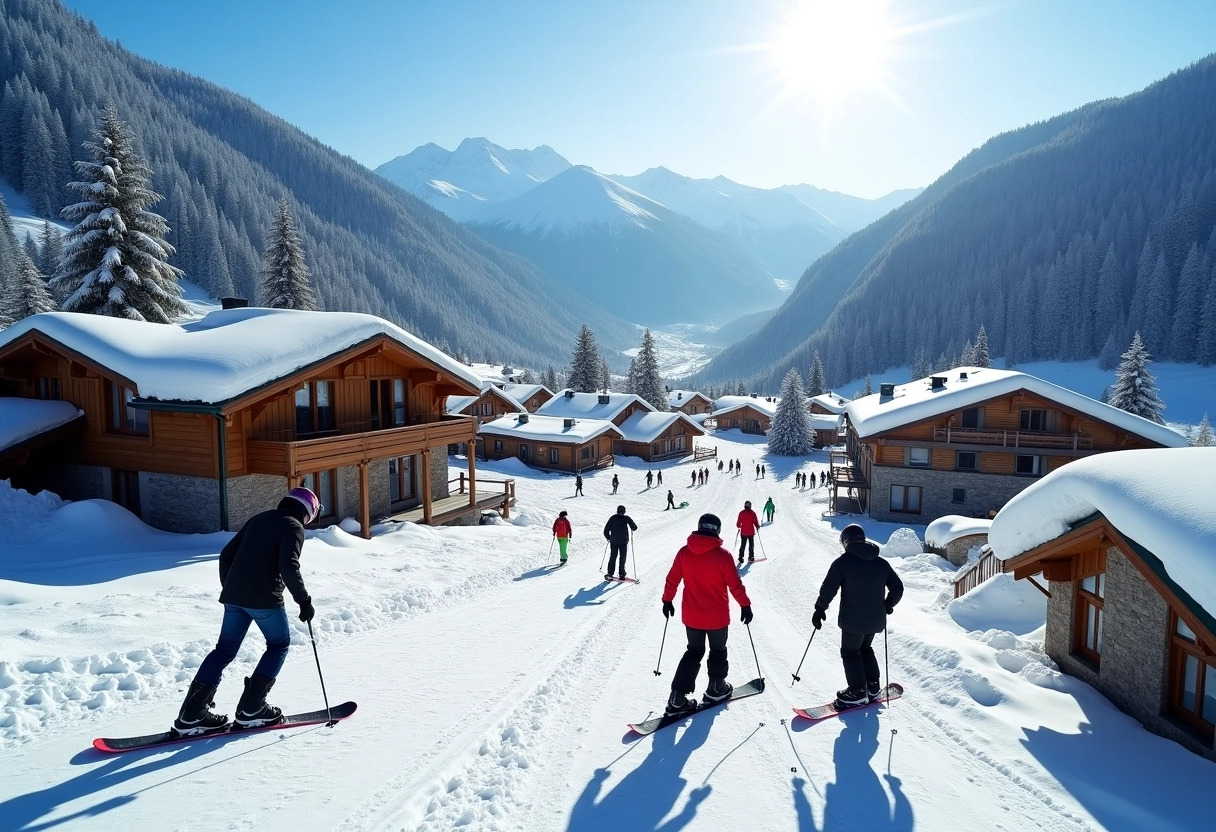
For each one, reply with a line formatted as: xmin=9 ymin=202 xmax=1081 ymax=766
xmin=465 ymin=165 xmax=664 ymax=232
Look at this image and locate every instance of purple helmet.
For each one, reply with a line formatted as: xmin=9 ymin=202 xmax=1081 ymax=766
xmin=287 ymin=486 xmax=321 ymax=523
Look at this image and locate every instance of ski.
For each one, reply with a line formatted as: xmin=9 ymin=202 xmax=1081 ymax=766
xmin=793 ymin=683 xmax=903 ymax=721
xmin=604 ymin=576 xmax=640 ymax=584
xmin=92 ymin=700 xmax=357 ymax=753
xmin=627 ymin=678 xmax=765 ymax=736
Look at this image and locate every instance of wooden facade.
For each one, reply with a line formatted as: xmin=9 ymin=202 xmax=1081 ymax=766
xmin=715 ymin=404 xmax=773 ymax=435
xmin=451 ymin=386 xmax=525 ymax=425
xmin=669 ymin=391 xmax=714 ymax=416
xmin=481 ymin=426 xmax=620 ymax=473
xmin=613 ymin=417 xmax=706 ymax=462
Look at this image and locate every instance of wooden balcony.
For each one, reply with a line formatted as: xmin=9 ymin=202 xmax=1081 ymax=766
xmin=932 ymin=426 xmax=1093 ymax=450
xmin=247 ymin=416 xmax=476 ymax=477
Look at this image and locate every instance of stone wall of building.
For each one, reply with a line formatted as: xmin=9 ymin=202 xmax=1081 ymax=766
xmin=40 ymin=463 xmax=105 ymax=503
xmin=227 ymin=474 xmax=289 ymax=531
xmin=430 ymin=446 xmax=450 ymax=499
xmin=144 ymin=472 xmax=221 ymax=533
xmin=335 ymin=460 xmax=392 ymax=524
xmin=868 ymin=466 xmax=1037 ymax=524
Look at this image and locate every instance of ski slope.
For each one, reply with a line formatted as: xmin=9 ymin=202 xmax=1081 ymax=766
xmin=2 ymin=433 xmax=1215 ymax=831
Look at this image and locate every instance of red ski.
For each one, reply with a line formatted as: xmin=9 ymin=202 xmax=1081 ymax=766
xmin=604 ymin=576 xmax=640 ymax=584
xmin=793 ymin=683 xmax=903 ymax=721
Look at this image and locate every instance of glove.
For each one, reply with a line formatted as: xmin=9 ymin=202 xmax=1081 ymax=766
xmin=298 ymin=598 xmax=315 ymax=622
xmin=811 ymin=608 xmax=826 ymax=630
xmin=740 ymin=605 xmax=753 ymax=625
xmin=885 ymin=602 xmax=895 ymax=615
xmin=662 ymin=601 xmax=676 ymax=618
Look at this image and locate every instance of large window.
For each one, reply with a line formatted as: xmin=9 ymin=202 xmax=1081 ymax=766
xmin=549 ymin=448 xmax=559 ymax=463
xmin=1170 ymin=614 xmax=1216 ymax=736
xmin=111 ymin=469 xmax=141 ymax=516
xmin=907 ymin=447 xmax=930 ymax=467
xmin=36 ymin=377 xmax=60 ymax=400
xmin=389 ymin=456 xmax=415 ymax=504
xmin=370 ymin=379 xmax=407 ymax=429
xmin=956 ymin=451 xmax=978 ymax=471
xmin=300 ymin=470 xmax=336 ymax=524
xmin=493 ymin=440 xmax=503 ymax=453
xmin=296 ymin=381 xmax=335 ymax=437
xmin=1075 ymin=573 xmax=1105 ymax=665
xmin=960 ymin=407 xmax=983 ymax=428
xmin=1015 ymin=454 xmax=1045 ymax=477
xmin=107 ymin=382 xmax=148 ymax=436
xmin=1019 ymin=408 xmax=1048 ymax=432
xmin=890 ymin=484 xmax=922 ymax=514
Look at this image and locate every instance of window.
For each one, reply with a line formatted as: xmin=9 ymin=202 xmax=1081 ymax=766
xmin=107 ymin=382 xmax=148 ymax=436
xmin=1075 ymin=573 xmax=1105 ymax=665
xmin=549 ymin=448 xmax=559 ymax=463
xmin=519 ymin=444 xmax=530 ymax=461
xmin=1015 ymin=454 xmax=1045 ymax=477
xmin=111 ymin=469 xmax=141 ymax=516
xmin=370 ymin=379 xmax=407 ymax=429
xmin=296 ymin=381 xmax=335 ymax=437
xmin=36 ymin=377 xmax=60 ymax=400
xmin=1169 ymin=614 xmax=1216 ymax=736
xmin=389 ymin=456 xmax=415 ymax=504
xmin=952 ymin=488 xmax=966 ymax=503
xmin=300 ymin=470 xmax=335 ymax=524
xmin=907 ymin=447 xmax=930 ymax=467
xmin=960 ymin=407 xmax=983 ymax=428
xmin=956 ymin=451 xmax=977 ymax=471
xmin=890 ymin=485 xmax=922 ymax=514
xmin=581 ymin=445 xmax=593 ymax=460
xmin=1019 ymin=408 xmax=1048 ymax=432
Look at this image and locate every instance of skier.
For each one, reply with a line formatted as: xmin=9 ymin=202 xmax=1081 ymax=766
xmin=172 ymin=486 xmax=319 ymax=736
xmin=728 ymin=459 xmax=734 ymax=473
xmin=552 ymin=510 xmax=573 ymax=565
xmin=763 ymin=496 xmax=775 ymax=524
xmin=603 ymin=505 xmax=638 ymax=581
xmin=665 ymin=489 xmax=676 ymax=511
xmin=657 ymin=470 xmax=663 ymax=486
xmin=717 ymin=460 xmax=723 ymax=472
xmin=691 ymin=470 xmax=697 ymax=487
xmin=611 ymin=474 xmax=619 ymax=495
xmin=811 ymin=524 xmax=904 ymax=709
xmin=661 ymin=513 xmax=753 ymax=713
xmin=755 ymin=464 xmax=761 ymax=479
xmin=761 ymin=464 xmax=766 ymax=479
xmin=735 ymin=459 xmax=742 ymax=475
xmin=736 ymin=501 xmax=760 ymax=565
xmin=575 ymin=472 xmax=584 ymax=496
xmin=646 ymin=470 xmax=654 ymax=489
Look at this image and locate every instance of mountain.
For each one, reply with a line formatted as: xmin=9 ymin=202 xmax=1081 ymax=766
xmin=376 ymin=138 xmax=572 ymax=220
xmin=696 ymin=55 xmax=1216 ymax=392
xmin=463 ymin=166 xmax=785 ymax=325
xmin=0 ymin=0 xmax=634 ymax=368
xmin=778 ymin=184 xmax=923 ymax=233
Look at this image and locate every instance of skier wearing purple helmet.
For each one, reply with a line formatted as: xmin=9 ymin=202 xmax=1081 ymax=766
xmin=171 ymin=486 xmax=319 ymax=736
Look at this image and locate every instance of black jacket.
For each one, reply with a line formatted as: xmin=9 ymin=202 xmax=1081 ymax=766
xmin=814 ymin=540 xmax=903 ymax=634
xmin=603 ymin=513 xmax=638 ymax=543
xmin=218 ymin=501 xmax=310 ymax=609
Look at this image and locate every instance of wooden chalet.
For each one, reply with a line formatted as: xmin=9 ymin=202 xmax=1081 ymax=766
xmin=712 ymin=395 xmax=777 ymax=435
xmin=478 ymin=412 xmax=621 ymax=472
xmin=613 ymin=410 xmax=706 ymax=462
xmin=992 ymin=448 xmax=1216 ymax=762
xmin=0 ymin=309 xmax=511 ymax=538
xmin=501 ymin=383 xmax=555 ymax=413
xmin=447 ymin=384 xmax=525 ymax=425
xmin=666 ymin=389 xmax=714 ymax=416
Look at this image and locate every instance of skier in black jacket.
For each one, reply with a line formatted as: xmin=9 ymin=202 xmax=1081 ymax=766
xmin=811 ymin=524 xmax=903 ymax=709
xmin=603 ymin=505 xmax=638 ymax=580
xmin=171 ymin=487 xmax=319 ymax=736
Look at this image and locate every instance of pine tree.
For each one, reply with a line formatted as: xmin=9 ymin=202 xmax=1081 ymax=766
xmin=973 ymin=325 xmax=991 ymax=367
xmin=768 ymin=368 xmax=815 ymax=455
xmin=632 ymin=329 xmax=668 ymax=411
xmin=519 ymin=368 xmax=537 ymax=384
xmin=1193 ymin=413 xmax=1214 ymax=447
xmin=1169 ymin=243 xmax=1203 ymax=361
xmin=599 ymin=357 xmax=611 ymax=393
xmin=2 ymin=249 xmax=56 ymax=323
xmin=1109 ymin=331 xmax=1165 ymax=423
xmin=52 ymin=103 xmax=185 ymax=321
xmin=625 ymin=355 xmax=638 ymax=394
xmin=862 ymin=376 xmax=873 ymax=396
xmin=1100 ymin=386 xmax=1110 ymax=404
xmin=735 ymin=381 xmax=747 ymax=396
xmin=808 ymin=351 xmax=826 ymax=396
xmin=543 ymin=365 xmax=558 ymax=391
xmin=567 ymin=324 xmax=600 ymax=392
xmin=259 ymin=198 xmax=317 ymax=310
xmin=22 ymin=231 xmax=39 ymax=264
xmin=38 ymin=222 xmax=63 ymax=280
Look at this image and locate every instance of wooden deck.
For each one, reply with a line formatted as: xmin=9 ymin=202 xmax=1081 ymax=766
xmin=389 ymin=491 xmax=512 ymax=526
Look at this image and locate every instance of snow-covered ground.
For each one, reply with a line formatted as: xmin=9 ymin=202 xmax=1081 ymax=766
xmin=3 ymin=432 xmax=1214 ymax=831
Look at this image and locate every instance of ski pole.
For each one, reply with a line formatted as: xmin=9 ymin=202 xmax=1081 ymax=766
xmin=791 ymin=629 xmax=817 ymax=685
xmin=306 ymin=620 xmax=335 ymax=727
xmin=884 ymin=626 xmax=891 ymax=709
xmin=547 ymin=536 xmax=555 ymax=564
xmin=756 ymin=530 xmax=768 ymax=560
xmin=745 ymin=622 xmax=763 ymax=684
xmin=654 ymin=615 xmax=670 ymax=676
xmin=600 ymin=539 xmax=609 ymax=571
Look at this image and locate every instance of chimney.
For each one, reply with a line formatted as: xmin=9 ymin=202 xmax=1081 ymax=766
xmin=879 ymin=383 xmax=895 ymax=397
xmin=930 ymin=376 xmax=947 ymax=390
xmin=959 ymin=371 xmax=969 ymax=381
xmin=563 ymin=418 xmax=576 ymax=428
xmin=220 ymin=297 xmax=248 ymax=309
xmin=518 ymin=413 xmax=529 ymax=424
xmin=677 ymin=392 xmax=683 ymax=400
xmin=564 ymin=390 xmax=575 ymax=398
xmin=598 ymin=394 xmax=610 ymax=404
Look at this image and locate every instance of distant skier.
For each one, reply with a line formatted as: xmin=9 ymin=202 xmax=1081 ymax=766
xmin=691 ymin=470 xmax=697 ymax=487
xmin=736 ymin=501 xmax=760 ymax=565
xmin=811 ymin=524 xmax=904 ymax=710
xmin=646 ymin=470 xmax=654 ymax=489
xmin=717 ymin=460 xmax=724 ymax=472
xmin=665 ymin=489 xmax=676 ymax=510
xmin=735 ymin=458 xmax=741 ymax=475
xmin=171 ymin=486 xmax=319 ymax=736
xmin=763 ymin=496 xmax=775 ymax=523
xmin=552 ymin=510 xmax=573 ymax=565
xmin=611 ymin=474 xmax=619 ymax=495
xmin=728 ymin=459 xmax=734 ymax=473
xmin=603 ymin=505 xmax=638 ymax=581
xmin=657 ymin=470 xmax=663 ymax=486
xmin=761 ymin=464 xmax=766 ymax=479
xmin=661 ymin=513 xmax=753 ymax=714
xmin=575 ymin=473 xmax=584 ymax=496
xmin=755 ymin=464 xmax=761 ymax=479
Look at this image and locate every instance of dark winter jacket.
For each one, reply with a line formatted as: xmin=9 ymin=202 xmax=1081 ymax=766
xmin=218 ymin=500 xmax=310 ymax=610
xmin=553 ymin=516 xmax=572 ymax=538
xmin=813 ymin=540 xmax=903 ymax=634
xmin=663 ymin=533 xmax=752 ymax=630
xmin=603 ymin=513 xmax=637 ymax=543
xmin=736 ymin=508 xmax=760 ymax=536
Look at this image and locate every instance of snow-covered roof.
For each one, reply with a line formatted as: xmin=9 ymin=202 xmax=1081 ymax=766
xmin=477 ymin=413 xmax=623 ymax=444
xmin=809 ymin=413 xmax=842 ymax=431
xmin=667 ymin=389 xmax=712 ymax=408
xmin=712 ymin=395 xmax=778 ymax=419
xmin=537 ymin=390 xmax=654 ymax=421
xmin=0 ymin=309 xmax=481 ymax=405
xmin=845 ymin=366 xmax=1185 ymax=447
xmin=990 ymin=447 xmax=1216 ymax=621
xmin=445 ymin=385 xmax=525 ymax=415
xmin=501 ymin=383 xmax=552 ymax=404
xmin=616 ymin=410 xmax=705 ymax=443
xmin=925 ymin=515 xmax=993 ymax=548
xmin=0 ymin=398 xmax=83 ymax=452
xmin=810 ymin=393 xmax=849 ymax=414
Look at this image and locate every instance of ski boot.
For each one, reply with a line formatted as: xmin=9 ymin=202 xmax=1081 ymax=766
xmin=702 ymin=678 xmax=734 ymax=704
xmin=867 ymin=681 xmax=883 ymax=702
xmin=233 ymin=674 xmax=284 ymax=728
xmin=604 ymin=573 xmax=614 ymax=582
xmin=666 ymin=690 xmax=698 ymax=715
xmin=172 ymin=681 xmax=230 ymax=736
xmin=834 ymin=687 xmax=868 ymax=710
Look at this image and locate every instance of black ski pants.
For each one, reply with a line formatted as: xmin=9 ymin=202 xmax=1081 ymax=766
xmin=672 ymin=625 xmax=729 ymax=694
xmin=738 ymin=535 xmax=755 ymax=560
xmin=840 ymin=630 xmax=880 ymax=691
xmin=606 ymin=541 xmax=629 ymax=577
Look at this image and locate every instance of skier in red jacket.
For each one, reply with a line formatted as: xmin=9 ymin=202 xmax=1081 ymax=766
xmin=736 ymin=501 xmax=760 ymax=565
xmin=661 ymin=513 xmax=753 ymax=714
xmin=552 ymin=511 xmax=572 ymax=565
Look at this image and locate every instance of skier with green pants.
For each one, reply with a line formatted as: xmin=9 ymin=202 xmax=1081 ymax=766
xmin=552 ymin=511 xmax=573 ymax=565
xmin=763 ymin=497 xmax=775 ymax=524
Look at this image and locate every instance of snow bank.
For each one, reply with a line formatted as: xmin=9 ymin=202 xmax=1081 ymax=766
xmin=925 ymin=515 xmax=992 ymax=548
xmin=949 ymin=572 xmax=1048 ymax=636
xmin=881 ymin=527 xmax=924 ymax=558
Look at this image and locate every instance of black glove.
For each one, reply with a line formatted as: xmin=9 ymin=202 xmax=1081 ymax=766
xmin=740 ymin=605 xmax=753 ymax=625
xmin=298 ymin=598 xmax=315 ymax=622
xmin=885 ymin=602 xmax=895 ymax=615
xmin=812 ymin=608 xmax=826 ymax=630
xmin=662 ymin=601 xmax=676 ymax=618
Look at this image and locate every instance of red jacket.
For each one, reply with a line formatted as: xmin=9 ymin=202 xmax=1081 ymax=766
xmin=663 ymin=533 xmax=752 ymax=630
xmin=552 ymin=517 xmax=572 ymax=538
xmin=736 ymin=509 xmax=760 ymax=536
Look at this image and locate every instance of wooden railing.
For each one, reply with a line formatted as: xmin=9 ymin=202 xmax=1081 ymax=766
xmin=454 ymin=473 xmax=516 ymax=505
xmin=953 ymin=548 xmax=1004 ymax=598
xmin=694 ymin=445 xmax=718 ymax=461
xmin=933 ymin=426 xmax=1093 ymax=450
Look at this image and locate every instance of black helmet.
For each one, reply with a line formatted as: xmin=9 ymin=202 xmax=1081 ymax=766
xmin=617 ymin=505 xmax=626 ymax=514
xmin=840 ymin=524 xmax=866 ymax=547
xmin=696 ymin=513 xmax=722 ymax=536
xmin=744 ymin=500 xmax=752 ymax=508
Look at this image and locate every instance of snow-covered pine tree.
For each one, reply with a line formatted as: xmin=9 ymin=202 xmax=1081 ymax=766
xmin=38 ymin=222 xmax=63 ymax=280
xmin=632 ymin=329 xmax=668 ymax=411
xmin=2 ymin=248 xmax=56 ymax=323
xmin=735 ymin=381 xmax=747 ymax=396
xmin=519 ymin=368 xmax=537 ymax=384
xmin=625 ymin=355 xmax=638 ymax=394
xmin=768 ymin=368 xmax=815 ymax=455
xmin=808 ymin=351 xmax=826 ymax=397
xmin=1109 ymin=331 xmax=1165 ymax=423
xmin=1194 ymin=413 xmax=1214 ymax=447
xmin=259 ymin=198 xmax=318 ymax=310
xmin=862 ymin=376 xmax=873 ymax=396
xmin=52 ymin=103 xmax=186 ymax=322
xmin=1100 ymin=386 xmax=1110 ymax=403
xmin=599 ymin=357 xmax=611 ymax=393
xmin=22 ymin=231 xmax=38 ymax=264
xmin=960 ymin=339 xmax=976 ymax=366
xmin=973 ymin=325 xmax=991 ymax=368
xmin=567 ymin=324 xmax=601 ymax=392
xmin=543 ymin=365 xmax=558 ymax=391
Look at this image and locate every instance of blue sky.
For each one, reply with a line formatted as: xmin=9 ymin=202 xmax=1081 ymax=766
xmin=63 ymin=0 xmax=1216 ymax=198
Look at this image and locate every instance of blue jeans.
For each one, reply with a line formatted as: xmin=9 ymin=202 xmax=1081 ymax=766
xmin=195 ymin=604 xmax=291 ymax=687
